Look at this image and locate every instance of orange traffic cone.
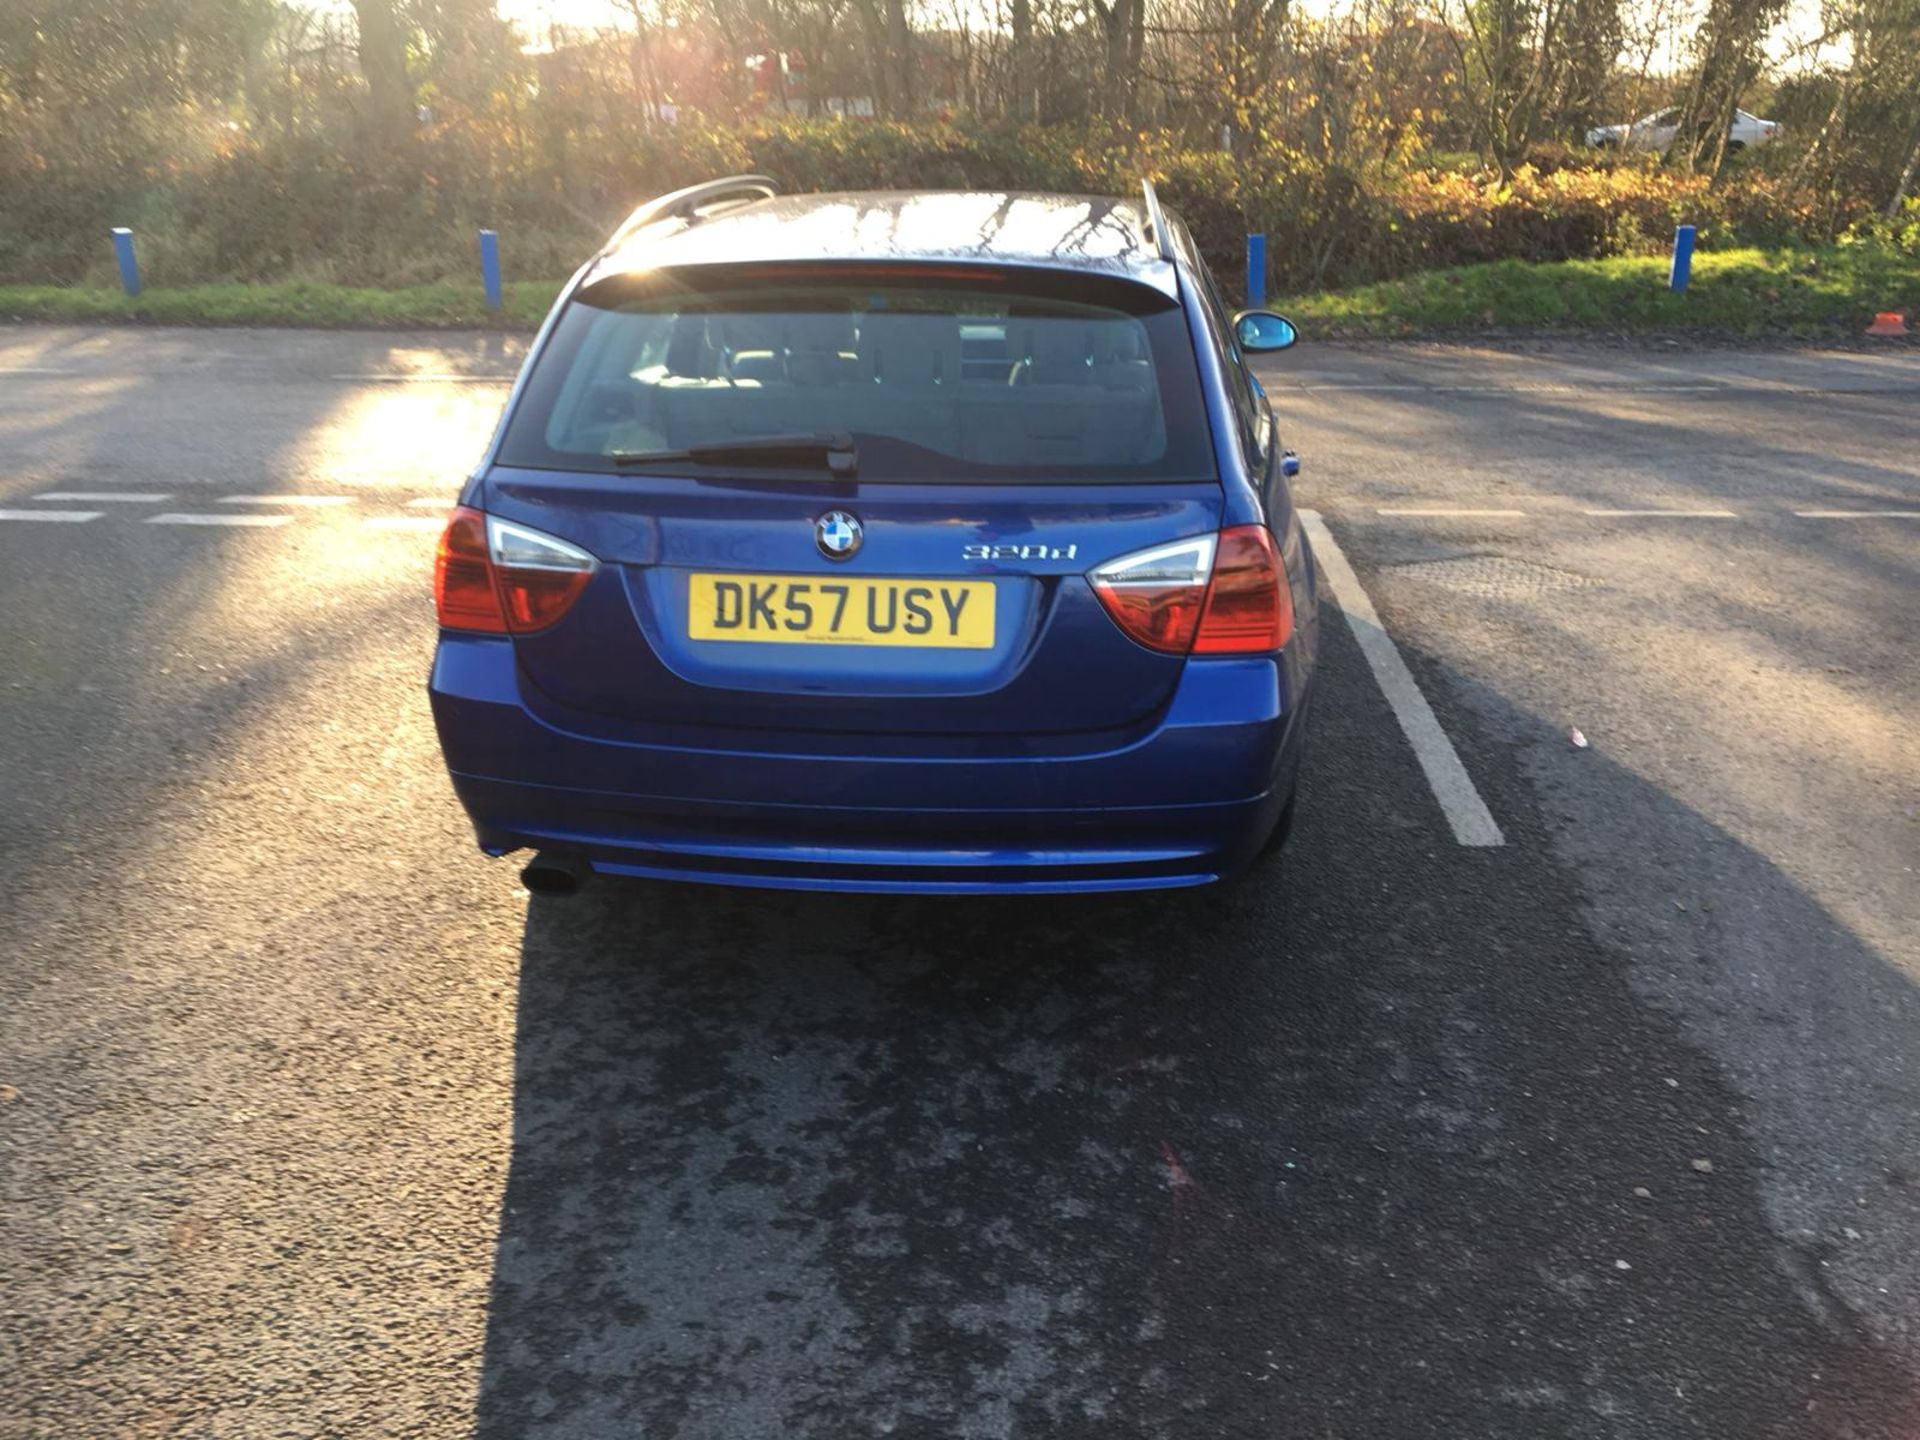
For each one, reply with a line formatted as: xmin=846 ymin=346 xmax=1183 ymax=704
xmin=1865 ymin=311 xmax=1910 ymax=336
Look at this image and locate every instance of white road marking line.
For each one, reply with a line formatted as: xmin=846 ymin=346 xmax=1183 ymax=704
xmin=407 ymin=497 xmax=455 ymax=508
xmin=1582 ymin=508 xmax=1738 ymax=518
xmin=1793 ymin=510 xmax=1920 ymax=519
xmin=218 ymin=494 xmax=354 ymax=506
xmin=149 ymin=513 xmax=292 ymax=527
xmin=1377 ymin=508 xmax=1531 ymax=518
xmin=34 ymin=491 xmax=172 ymax=503
xmin=327 ymin=373 xmax=512 ymax=383
xmin=1300 ymin=510 xmax=1506 ymax=849
xmin=362 ymin=516 xmax=447 ymax=532
xmin=0 ymin=508 xmax=102 ymax=522
xmin=1284 ymin=380 xmax=1874 ymax=397
xmin=0 ymin=367 xmax=74 ymax=375
xmin=1297 ymin=382 xmax=1735 ymax=394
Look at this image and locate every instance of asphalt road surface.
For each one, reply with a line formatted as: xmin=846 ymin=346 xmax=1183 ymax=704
xmin=2 ymin=326 xmax=1916 ymax=1439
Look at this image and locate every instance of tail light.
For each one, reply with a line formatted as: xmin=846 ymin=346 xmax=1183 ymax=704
xmin=1089 ymin=525 xmax=1292 ymax=656
xmin=434 ymin=508 xmax=505 ymax=633
xmin=434 ymin=506 xmax=597 ymax=635
xmin=1193 ymin=525 xmax=1291 ymax=653
xmin=1087 ymin=534 xmax=1215 ymax=653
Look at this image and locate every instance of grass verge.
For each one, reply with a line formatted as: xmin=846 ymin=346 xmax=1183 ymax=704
xmin=0 ymin=279 xmax=562 ymax=329
xmin=1280 ymin=245 xmax=1920 ymax=338
xmin=0 ymin=245 xmax=1913 ymax=339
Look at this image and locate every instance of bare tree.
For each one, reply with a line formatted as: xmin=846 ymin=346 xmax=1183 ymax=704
xmin=350 ymin=0 xmax=416 ymax=139
xmin=1085 ymin=0 xmax=1147 ymax=120
xmin=852 ymin=0 xmax=915 ymax=116
xmin=1671 ymin=0 xmax=1785 ymax=171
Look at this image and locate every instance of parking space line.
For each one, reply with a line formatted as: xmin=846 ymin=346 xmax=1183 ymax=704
xmin=1377 ymin=508 xmax=1530 ymax=518
xmin=1281 ymin=380 xmax=1920 ymax=396
xmin=1300 ymin=510 xmax=1506 ymax=848
xmin=148 ymin=513 xmax=292 ymax=528
xmin=407 ymin=497 xmax=455 ymax=508
xmin=218 ymin=494 xmax=354 ymax=506
xmin=0 ymin=509 xmax=102 ymax=522
xmin=362 ymin=516 xmax=446 ymax=532
xmin=34 ymin=491 xmax=172 ymax=503
xmin=1582 ymin=508 xmax=1738 ymax=518
xmin=327 ymin=373 xmax=513 ymax=383
xmin=1299 ymin=382 xmax=1424 ymax=391
xmin=1793 ymin=510 xmax=1920 ymax=519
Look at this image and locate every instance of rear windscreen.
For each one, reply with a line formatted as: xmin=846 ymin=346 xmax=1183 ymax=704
xmin=496 ymin=266 xmax=1215 ymax=483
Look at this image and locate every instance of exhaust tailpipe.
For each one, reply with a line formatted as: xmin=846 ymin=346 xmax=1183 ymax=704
xmin=521 ymin=852 xmax=588 ymax=897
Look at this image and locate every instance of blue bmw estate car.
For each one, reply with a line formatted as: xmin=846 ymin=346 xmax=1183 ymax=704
xmin=429 ymin=177 xmax=1320 ymax=895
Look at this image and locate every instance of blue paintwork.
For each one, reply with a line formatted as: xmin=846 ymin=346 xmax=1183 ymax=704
xmin=1246 ymin=233 xmax=1266 ymax=308
xmin=431 ymin=636 xmax=1305 ymax=892
xmin=431 ymin=194 xmax=1320 ymax=894
xmin=482 ymin=470 xmax=1220 ymax=734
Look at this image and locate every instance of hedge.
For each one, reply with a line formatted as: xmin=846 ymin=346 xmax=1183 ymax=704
xmin=0 ymin=115 xmax=1870 ymax=301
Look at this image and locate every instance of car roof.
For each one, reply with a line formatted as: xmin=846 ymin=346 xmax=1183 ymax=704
xmin=585 ymin=190 xmax=1181 ymax=298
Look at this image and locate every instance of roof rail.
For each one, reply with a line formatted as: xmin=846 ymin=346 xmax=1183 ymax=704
xmin=603 ymin=174 xmax=779 ymax=254
xmin=1139 ymin=179 xmax=1175 ymax=262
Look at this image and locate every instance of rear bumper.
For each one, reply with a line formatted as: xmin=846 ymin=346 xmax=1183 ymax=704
xmin=429 ymin=635 xmax=1308 ymax=894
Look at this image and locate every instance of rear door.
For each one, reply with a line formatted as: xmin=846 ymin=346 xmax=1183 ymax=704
xmin=484 ymin=262 xmax=1222 ymax=738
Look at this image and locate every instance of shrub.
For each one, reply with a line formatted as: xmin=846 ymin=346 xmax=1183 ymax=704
xmin=1841 ymin=197 xmax=1920 ymax=257
xmin=0 ymin=113 xmax=1874 ymax=300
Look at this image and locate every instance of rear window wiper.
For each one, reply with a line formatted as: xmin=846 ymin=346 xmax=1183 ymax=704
xmin=609 ymin=433 xmax=857 ymax=477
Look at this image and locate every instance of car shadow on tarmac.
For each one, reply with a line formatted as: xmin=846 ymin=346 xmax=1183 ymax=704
xmin=471 ymin=615 xmax=1917 ymax=1440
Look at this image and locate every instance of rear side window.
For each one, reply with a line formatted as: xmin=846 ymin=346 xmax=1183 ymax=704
xmin=497 ymin=264 xmax=1214 ymax=483
xmin=1188 ymin=250 xmax=1272 ymax=473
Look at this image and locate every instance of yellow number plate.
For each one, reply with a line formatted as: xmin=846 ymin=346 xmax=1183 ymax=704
xmin=688 ymin=573 xmax=996 ymax=649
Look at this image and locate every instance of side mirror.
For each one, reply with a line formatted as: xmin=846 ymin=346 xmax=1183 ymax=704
xmin=1234 ymin=310 xmax=1298 ymax=353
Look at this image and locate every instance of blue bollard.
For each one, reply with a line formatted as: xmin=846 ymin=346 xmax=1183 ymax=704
xmin=1670 ymin=224 xmax=1696 ymax=294
xmin=1246 ymin=233 xmax=1267 ymax=308
xmin=111 ymin=228 xmax=141 ymax=297
xmin=479 ymin=229 xmax=503 ymax=311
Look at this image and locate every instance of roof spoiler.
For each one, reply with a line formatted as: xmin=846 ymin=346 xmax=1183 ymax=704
xmin=1139 ymin=179 xmax=1174 ymax=262
xmin=603 ymin=174 xmax=779 ymax=254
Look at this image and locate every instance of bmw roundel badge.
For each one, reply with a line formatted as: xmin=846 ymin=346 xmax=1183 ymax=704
xmin=815 ymin=510 xmax=863 ymax=560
